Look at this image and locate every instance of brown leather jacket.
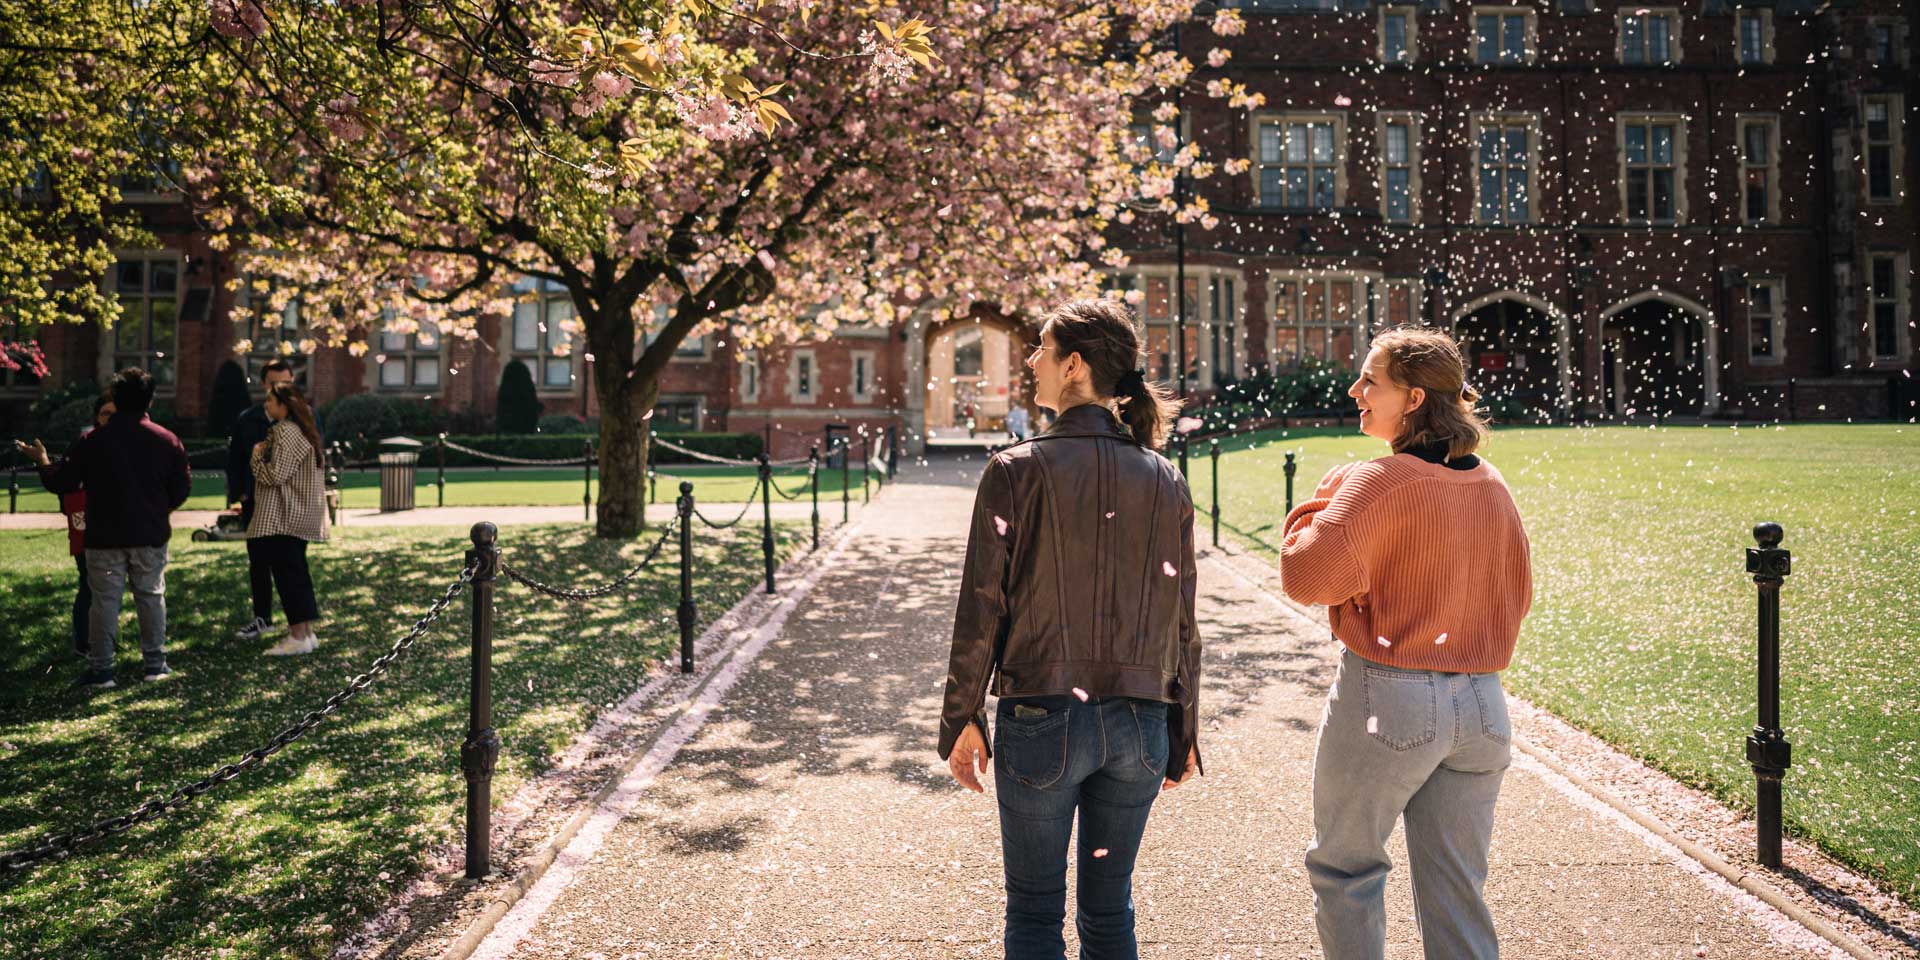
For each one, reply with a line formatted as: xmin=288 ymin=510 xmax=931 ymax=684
xmin=937 ymin=402 xmax=1203 ymax=777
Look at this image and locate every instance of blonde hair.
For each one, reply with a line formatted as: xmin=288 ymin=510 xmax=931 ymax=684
xmin=1368 ymin=325 xmax=1492 ymax=459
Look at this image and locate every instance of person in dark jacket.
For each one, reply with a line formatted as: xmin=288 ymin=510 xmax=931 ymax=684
xmin=939 ymin=297 xmax=1202 ymax=960
xmin=25 ymin=368 xmax=191 ymax=688
xmin=226 ymin=358 xmax=295 ymax=642
xmin=17 ymin=393 xmax=115 ymax=657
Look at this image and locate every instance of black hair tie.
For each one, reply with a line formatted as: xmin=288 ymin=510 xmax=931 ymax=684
xmin=1114 ymin=369 xmax=1146 ymax=394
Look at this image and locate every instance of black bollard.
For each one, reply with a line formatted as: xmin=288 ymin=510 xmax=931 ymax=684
xmin=862 ymin=432 xmax=871 ymax=504
xmin=758 ymin=454 xmax=775 ymax=594
xmin=436 ymin=434 xmax=447 ymax=508
xmin=1178 ymin=432 xmax=1189 ymax=479
xmin=887 ymin=425 xmax=899 ymax=478
xmin=809 ymin=444 xmax=821 ymax=551
xmin=583 ymin=439 xmax=594 ymax=523
xmin=676 ymin=482 xmax=696 ymax=673
xmin=840 ymin=438 xmax=850 ymax=523
xmin=1746 ymin=522 xmax=1793 ymax=868
xmin=1284 ymin=451 xmax=1298 ymax=516
xmin=325 ymin=448 xmax=342 ymax=526
xmin=8 ymin=467 xmax=17 ymax=515
xmin=462 ymin=522 xmax=501 ymax=880
xmin=1209 ymin=439 xmax=1221 ymax=548
xmin=647 ymin=443 xmax=656 ymax=505
xmin=1787 ymin=378 xmax=1797 ymax=422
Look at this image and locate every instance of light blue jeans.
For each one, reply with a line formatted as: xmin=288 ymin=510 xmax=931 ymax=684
xmin=84 ymin=546 xmax=169 ymax=673
xmin=1306 ymin=647 xmax=1511 ymax=960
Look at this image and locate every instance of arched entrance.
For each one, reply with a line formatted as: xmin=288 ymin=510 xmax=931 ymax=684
xmin=1450 ymin=292 xmax=1568 ymax=423
xmin=1597 ymin=291 xmax=1718 ymax=418
xmin=903 ymin=302 xmax=1039 ymax=454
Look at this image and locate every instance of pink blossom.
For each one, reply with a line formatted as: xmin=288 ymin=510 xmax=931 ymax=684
xmin=210 ymin=0 xmax=269 ymax=38
xmin=1072 ymin=687 xmax=1089 ymax=701
xmin=1175 ymin=416 xmax=1203 ymax=434
xmin=1206 ymin=48 xmax=1231 ymax=68
xmin=1210 ymin=9 xmax=1245 ymax=36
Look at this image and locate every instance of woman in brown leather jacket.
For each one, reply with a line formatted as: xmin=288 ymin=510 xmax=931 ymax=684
xmin=938 ymin=297 xmax=1202 ymax=960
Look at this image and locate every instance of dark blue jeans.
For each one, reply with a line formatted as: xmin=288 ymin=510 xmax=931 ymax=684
xmin=995 ymin=693 xmax=1170 ymax=960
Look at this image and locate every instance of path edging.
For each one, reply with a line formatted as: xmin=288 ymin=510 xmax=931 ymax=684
xmin=430 ymin=517 xmax=870 ymax=960
xmin=1202 ymin=543 xmax=1882 ymax=960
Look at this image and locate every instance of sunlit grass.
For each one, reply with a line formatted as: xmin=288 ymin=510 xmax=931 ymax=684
xmin=1193 ymin=422 xmax=1920 ymax=902
xmin=0 ymin=519 xmax=806 ymax=959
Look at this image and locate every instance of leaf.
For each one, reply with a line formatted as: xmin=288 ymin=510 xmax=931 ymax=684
xmin=874 ymin=19 xmax=894 ymax=41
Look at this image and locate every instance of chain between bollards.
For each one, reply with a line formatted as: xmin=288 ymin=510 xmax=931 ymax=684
xmin=1209 ymin=439 xmax=1221 ymax=548
xmin=758 ymin=454 xmax=776 ymax=594
xmin=462 ymin=522 xmax=501 ymax=880
xmin=1283 ymin=451 xmax=1297 ymax=516
xmin=676 ymin=482 xmax=696 ymax=673
xmin=1745 ymin=521 xmax=1793 ymax=869
xmin=809 ymin=443 xmax=820 ymax=551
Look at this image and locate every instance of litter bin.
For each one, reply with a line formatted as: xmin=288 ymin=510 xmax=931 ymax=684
xmin=377 ymin=436 xmax=425 ymax=512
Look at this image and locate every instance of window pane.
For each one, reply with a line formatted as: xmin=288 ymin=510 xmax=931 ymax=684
xmin=1476 ymin=15 xmax=1498 ymax=60
xmin=381 ymin=329 xmax=407 ymax=352
xmin=1387 ymin=169 xmax=1411 ymax=221
xmin=1649 ymin=17 xmax=1669 ymax=61
xmin=115 ymin=260 xmax=144 ymax=294
xmin=1331 ymin=328 xmax=1355 ymax=367
xmin=1505 ymin=127 xmax=1527 ymax=161
xmin=1872 ymin=257 xmax=1895 ymax=296
xmin=1389 ymin=124 xmax=1410 ymax=163
xmin=1303 ymin=282 xmax=1327 ymax=323
xmin=1286 ymin=167 xmax=1308 ymax=205
xmin=1260 ymin=167 xmax=1285 ymax=206
xmin=1480 ymin=168 xmax=1502 ymax=221
xmin=1746 ymin=173 xmax=1768 ymax=221
xmin=1503 ymin=15 xmax=1525 ymax=58
xmin=1302 ymin=327 xmax=1329 ymax=360
xmin=1628 ymin=171 xmax=1649 ymax=218
xmin=1147 ymin=276 xmax=1170 ymax=321
xmin=150 ymin=299 xmax=177 ymax=351
xmin=1274 ymin=327 xmax=1299 ymax=367
xmin=1740 ymin=17 xmax=1762 ymax=62
xmin=1286 ymin=125 xmax=1308 ymax=163
xmin=1869 ymin=148 xmax=1892 ymax=197
xmin=1625 ymin=124 xmax=1647 ymax=164
xmin=1653 ymin=169 xmax=1673 ymax=219
xmin=149 ymin=357 xmax=174 ymax=385
xmin=116 ymin=300 xmax=145 ymax=350
xmin=1311 ymin=124 xmax=1334 ymax=163
xmin=1622 ymin=16 xmax=1644 ymax=62
xmin=1259 ymin=123 xmax=1282 ymax=164
xmin=512 ymin=303 xmax=540 ymax=352
xmin=1384 ymin=15 xmax=1406 ymax=60
xmin=1508 ymin=167 xmax=1530 ymax=222
xmin=149 ymin=261 xmax=177 ymax=294
xmin=545 ymin=298 xmax=575 ymax=351
xmin=1479 ymin=128 xmax=1500 ymax=163
xmin=1865 ymin=102 xmax=1889 ymax=139
xmin=414 ymin=357 xmax=439 ymax=387
xmin=1874 ymin=303 xmax=1897 ymax=356
xmin=1751 ymin=286 xmax=1773 ymax=314
xmin=1744 ymin=124 xmax=1768 ymax=162
xmin=380 ymin=359 xmax=406 ymax=387
xmin=544 ymin=357 xmax=571 ymax=387
xmin=1651 ymin=125 xmax=1673 ymax=164
xmin=417 ymin=319 xmax=438 ymax=349
xmin=1313 ymin=168 xmax=1335 ymax=208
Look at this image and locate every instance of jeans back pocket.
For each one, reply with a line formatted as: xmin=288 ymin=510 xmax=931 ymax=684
xmin=1130 ymin=700 xmax=1171 ymax=776
xmin=1470 ymin=672 xmax=1511 ymax=745
xmin=1361 ymin=667 xmax=1438 ymax=752
xmin=996 ymin=708 xmax=1071 ymax=789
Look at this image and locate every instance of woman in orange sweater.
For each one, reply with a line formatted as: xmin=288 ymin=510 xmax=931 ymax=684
xmin=1280 ymin=326 xmax=1532 ymax=960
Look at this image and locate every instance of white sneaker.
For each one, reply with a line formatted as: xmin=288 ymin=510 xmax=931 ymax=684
xmin=263 ymin=635 xmax=318 ymax=656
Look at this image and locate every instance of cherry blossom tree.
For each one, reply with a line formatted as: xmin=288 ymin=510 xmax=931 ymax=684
xmin=7 ymin=0 xmax=1258 ymax=538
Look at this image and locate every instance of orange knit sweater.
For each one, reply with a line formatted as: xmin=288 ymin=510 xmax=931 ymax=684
xmin=1280 ymin=454 xmax=1533 ymax=673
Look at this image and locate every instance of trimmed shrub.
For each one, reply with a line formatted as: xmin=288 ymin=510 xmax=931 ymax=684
xmin=319 ymin=393 xmax=436 ymax=450
xmin=46 ymin=396 xmax=99 ymax=447
xmin=535 ymin=413 xmax=589 ymax=434
xmin=497 ymin=360 xmax=541 ymax=434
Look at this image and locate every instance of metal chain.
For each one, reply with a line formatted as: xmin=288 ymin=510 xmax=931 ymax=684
xmin=767 ymin=469 xmax=812 ymax=501
xmin=440 ymin=438 xmax=590 ymax=467
xmin=691 ymin=478 xmax=764 ymax=529
xmin=498 ymin=520 xmax=678 ymax=601
xmin=0 ymin=565 xmax=478 ymax=873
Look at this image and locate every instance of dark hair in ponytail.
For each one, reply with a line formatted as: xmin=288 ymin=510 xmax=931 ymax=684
xmin=268 ymin=382 xmax=326 ymax=469
xmin=1040 ymin=297 xmax=1179 ymax=450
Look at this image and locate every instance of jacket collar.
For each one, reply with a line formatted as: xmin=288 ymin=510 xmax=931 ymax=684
xmin=1040 ymin=402 xmax=1132 ymax=441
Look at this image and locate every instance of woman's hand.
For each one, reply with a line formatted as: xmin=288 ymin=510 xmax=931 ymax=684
xmin=1162 ymin=746 xmax=1198 ymax=792
xmin=947 ymin=723 xmax=989 ymax=794
xmin=13 ymin=438 xmax=50 ymax=467
xmin=253 ymin=440 xmax=270 ymax=457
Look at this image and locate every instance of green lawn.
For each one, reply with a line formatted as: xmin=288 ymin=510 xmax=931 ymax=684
xmin=0 ymin=519 xmax=807 ymax=959
xmin=3 ymin=461 xmax=852 ymax=513
xmin=1194 ymin=422 xmax=1920 ymax=902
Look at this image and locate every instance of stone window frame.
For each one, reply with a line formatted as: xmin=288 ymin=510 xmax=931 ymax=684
xmin=1616 ymin=113 xmax=1690 ymax=226
xmin=1866 ymin=251 xmax=1911 ymax=366
xmin=1265 ymin=270 xmax=1368 ymax=372
xmin=1861 ymin=93 xmax=1905 ymax=206
xmin=1735 ymin=114 xmax=1781 ymax=225
xmin=1745 ymin=277 xmax=1786 ymax=365
xmin=1734 ymin=8 xmax=1775 ymax=66
xmin=1864 ymin=18 xmax=1909 ymax=68
xmin=98 ymin=250 xmax=184 ymax=395
xmin=1249 ymin=110 xmax=1349 ymax=210
xmin=788 ymin=347 xmax=818 ymax=405
xmin=1378 ymin=5 xmax=1419 ymax=64
xmin=1470 ymin=112 xmax=1543 ymax=226
xmin=1616 ymin=7 xmax=1683 ymax=65
xmin=1377 ymin=111 xmax=1423 ymax=225
xmin=507 ymin=278 xmax=580 ymax=395
xmin=1100 ymin=266 xmax=1248 ymax=387
xmin=738 ymin=349 xmax=761 ymax=403
xmin=653 ymin=393 xmax=705 ymax=432
xmin=370 ymin=307 xmax=446 ymax=396
xmin=1469 ymin=6 xmax=1537 ymax=65
xmin=850 ymin=349 xmax=878 ymax=403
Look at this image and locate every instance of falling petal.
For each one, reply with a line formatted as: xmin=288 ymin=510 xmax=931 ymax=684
xmin=1435 ymin=632 xmax=1448 ymax=645
xmin=1072 ymin=687 xmax=1089 ymax=702
xmin=1105 ymin=511 xmax=1116 ymax=519
xmin=1377 ymin=636 xmax=1392 ymax=647
xmin=1163 ymin=561 xmax=1178 ymax=576
xmin=993 ymin=515 xmax=1009 ymax=536
xmin=1367 ymin=716 xmax=1379 ymax=734
xmin=1093 ymin=848 xmax=1110 ymax=858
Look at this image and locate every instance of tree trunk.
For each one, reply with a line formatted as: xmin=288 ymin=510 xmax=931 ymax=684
xmin=593 ymin=360 xmax=657 ymax=539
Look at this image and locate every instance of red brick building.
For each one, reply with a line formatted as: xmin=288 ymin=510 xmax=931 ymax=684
xmin=5 ymin=0 xmax=1911 ymax=458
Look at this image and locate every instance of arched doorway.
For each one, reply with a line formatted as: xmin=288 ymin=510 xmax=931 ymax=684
xmin=904 ymin=302 xmax=1039 ymax=453
xmin=1597 ymin=292 xmax=1717 ymax=418
xmin=1450 ymin=293 xmax=1567 ymax=423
